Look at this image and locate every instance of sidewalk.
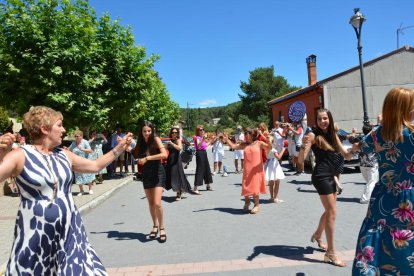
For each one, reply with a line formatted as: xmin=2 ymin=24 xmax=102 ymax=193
xmin=0 ymin=174 xmax=133 ymax=274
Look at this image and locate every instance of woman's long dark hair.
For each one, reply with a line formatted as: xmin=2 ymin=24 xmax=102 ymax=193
xmin=244 ymin=127 xmax=259 ymax=143
xmin=135 ymin=121 xmax=159 ymax=157
xmin=169 ymin=127 xmax=179 ymax=139
xmin=314 ymin=108 xmax=340 ymax=152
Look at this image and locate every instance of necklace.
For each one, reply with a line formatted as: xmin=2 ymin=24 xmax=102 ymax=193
xmin=32 ymin=146 xmax=58 ymax=202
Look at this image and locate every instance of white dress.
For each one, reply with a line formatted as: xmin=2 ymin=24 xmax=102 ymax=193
xmin=264 ymin=148 xmax=285 ymax=181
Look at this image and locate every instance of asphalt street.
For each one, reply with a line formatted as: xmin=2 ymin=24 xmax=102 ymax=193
xmin=82 ymin=150 xmax=368 ymax=275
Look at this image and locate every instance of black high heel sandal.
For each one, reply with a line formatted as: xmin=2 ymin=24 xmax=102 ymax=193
xmin=149 ymin=226 xmax=159 ymax=239
xmin=159 ymin=228 xmax=167 ymax=243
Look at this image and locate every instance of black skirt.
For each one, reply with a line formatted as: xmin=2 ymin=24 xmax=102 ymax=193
xmin=311 ymin=174 xmax=336 ymax=195
xmin=142 ymin=160 xmax=166 ymax=189
xmin=194 ymin=150 xmax=213 ymax=187
xmin=165 ymin=145 xmax=191 ymax=192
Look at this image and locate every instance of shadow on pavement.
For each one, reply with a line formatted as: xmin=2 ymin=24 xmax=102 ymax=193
xmin=342 ymin=168 xmax=360 ymax=174
xmin=258 ymin=198 xmax=277 ymax=205
xmin=161 ymin=195 xmax=191 ymax=203
xmin=162 ymin=196 xmax=178 ymax=203
xmin=247 ymin=245 xmax=323 ymax=263
xmin=296 ymin=187 xmax=318 ymax=193
xmin=90 ymin=230 xmax=150 ymax=243
xmin=288 ymin=180 xmax=313 ymax=185
xmin=342 ymin=181 xmax=365 ymax=185
xmin=193 ymin=207 xmax=247 ymax=215
xmin=336 ymin=197 xmax=360 ymax=203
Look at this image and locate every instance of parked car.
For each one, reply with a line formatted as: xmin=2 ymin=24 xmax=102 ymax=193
xmin=337 ymin=129 xmax=361 ymax=170
xmin=303 ymin=129 xmax=361 ymax=172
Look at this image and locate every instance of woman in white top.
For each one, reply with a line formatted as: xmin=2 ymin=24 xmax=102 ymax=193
xmin=264 ymin=136 xmax=286 ymax=203
xmin=211 ymin=129 xmax=225 ymax=175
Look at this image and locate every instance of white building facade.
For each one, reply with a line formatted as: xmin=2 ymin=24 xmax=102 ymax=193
xmin=323 ymin=46 xmax=414 ymax=131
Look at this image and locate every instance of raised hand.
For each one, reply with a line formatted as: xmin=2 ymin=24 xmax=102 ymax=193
xmin=302 ymin=135 xmax=310 ymax=147
xmin=0 ymin=133 xmax=15 ymax=151
xmin=118 ymin=133 xmax=133 ymax=152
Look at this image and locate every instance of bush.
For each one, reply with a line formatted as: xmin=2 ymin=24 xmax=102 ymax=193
xmin=0 ymin=107 xmax=10 ymax=132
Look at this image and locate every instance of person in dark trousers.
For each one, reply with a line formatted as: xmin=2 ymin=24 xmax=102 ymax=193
xmin=192 ymin=125 xmax=213 ymax=194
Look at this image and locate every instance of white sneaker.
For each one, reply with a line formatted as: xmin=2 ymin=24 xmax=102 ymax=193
xmin=89 ymin=190 xmax=94 ymax=195
xmin=222 ymin=172 xmax=228 ymax=177
xmin=212 ymin=172 xmax=216 ymax=176
xmin=77 ymin=192 xmax=83 ymax=197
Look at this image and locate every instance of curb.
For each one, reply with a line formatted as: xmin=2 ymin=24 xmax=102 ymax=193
xmin=78 ymin=176 xmax=133 ymax=216
xmin=0 ymin=176 xmax=133 ymax=275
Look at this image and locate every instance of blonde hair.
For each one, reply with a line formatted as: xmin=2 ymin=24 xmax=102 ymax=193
xmin=381 ymin=87 xmax=414 ymax=143
xmin=195 ymin=125 xmax=204 ymax=135
xmin=74 ymin=130 xmax=83 ymax=137
xmin=267 ymin=135 xmax=274 ymax=145
xmin=23 ymin=106 xmax=63 ymax=140
xmin=259 ymin=122 xmax=268 ymax=132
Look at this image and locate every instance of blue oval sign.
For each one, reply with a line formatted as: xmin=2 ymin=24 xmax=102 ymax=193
xmin=288 ymin=101 xmax=306 ymax=122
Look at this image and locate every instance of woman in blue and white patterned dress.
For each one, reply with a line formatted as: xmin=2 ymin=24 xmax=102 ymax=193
xmin=0 ymin=106 xmax=132 ymax=275
xmin=352 ymin=87 xmax=414 ymax=275
xmin=69 ymin=130 xmax=96 ymax=196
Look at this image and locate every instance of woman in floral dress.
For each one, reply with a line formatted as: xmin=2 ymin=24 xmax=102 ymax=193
xmin=352 ymin=87 xmax=414 ymax=275
xmin=69 ymin=130 xmax=96 ymax=195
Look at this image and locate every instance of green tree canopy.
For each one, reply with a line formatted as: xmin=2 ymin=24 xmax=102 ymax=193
xmin=0 ymin=0 xmax=179 ymax=132
xmin=0 ymin=107 xmax=10 ymax=132
xmin=239 ymin=66 xmax=299 ymax=124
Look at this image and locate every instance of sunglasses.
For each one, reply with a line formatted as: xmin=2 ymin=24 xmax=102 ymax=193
xmin=171 ymin=132 xmax=178 ymax=134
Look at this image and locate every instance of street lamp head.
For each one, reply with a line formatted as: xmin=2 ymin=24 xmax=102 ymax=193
xmin=349 ymin=8 xmax=366 ymax=30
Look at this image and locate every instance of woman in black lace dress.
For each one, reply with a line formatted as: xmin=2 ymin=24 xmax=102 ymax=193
xmin=165 ymin=127 xmax=191 ymax=200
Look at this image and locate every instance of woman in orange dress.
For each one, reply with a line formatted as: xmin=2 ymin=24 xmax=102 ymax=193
xmin=225 ymin=128 xmax=271 ymax=214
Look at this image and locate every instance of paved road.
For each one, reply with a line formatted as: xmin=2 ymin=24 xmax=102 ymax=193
xmin=82 ymin=151 xmax=368 ymax=275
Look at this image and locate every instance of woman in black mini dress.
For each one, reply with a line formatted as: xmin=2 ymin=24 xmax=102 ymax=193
xmin=298 ymin=108 xmax=353 ymax=267
xmin=165 ymin=127 xmax=191 ymax=200
xmin=134 ymin=121 xmax=168 ymax=243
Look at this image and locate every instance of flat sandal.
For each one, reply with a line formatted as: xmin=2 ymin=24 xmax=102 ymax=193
xmin=149 ymin=225 xmax=159 ymax=239
xmin=159 ymin=228 xmax=167 ymax=243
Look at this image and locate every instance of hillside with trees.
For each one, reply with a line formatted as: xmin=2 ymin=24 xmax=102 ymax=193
xmin=182 ymin=66 xmax=299 ymax=134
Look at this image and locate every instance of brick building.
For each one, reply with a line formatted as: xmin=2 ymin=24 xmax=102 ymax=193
xmin=268 ymin=46 xmax=414 ymax=131
xmin=268 ymin=55 xmax=323 ymax=127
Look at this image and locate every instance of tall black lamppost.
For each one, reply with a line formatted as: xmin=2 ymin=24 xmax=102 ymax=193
xmin=186 ymin=101 xmax=194 ymax=131
xmin=350 ymin=8 xmax=370 ymax=126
